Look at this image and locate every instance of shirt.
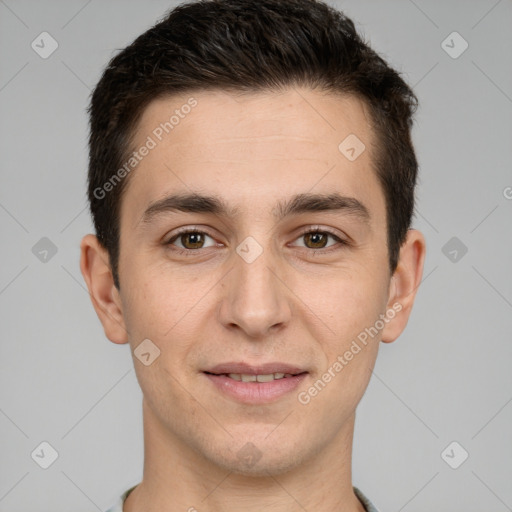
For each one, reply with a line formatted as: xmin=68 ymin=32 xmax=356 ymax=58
xmin=105 ymin=484 xmax=380 ymax=511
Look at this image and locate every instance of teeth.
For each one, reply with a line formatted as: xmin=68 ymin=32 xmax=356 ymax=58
xmin=256 ymin=374 xmax=275 ymax=382
xmin=227 ymin=372 xmax=290 ymax=382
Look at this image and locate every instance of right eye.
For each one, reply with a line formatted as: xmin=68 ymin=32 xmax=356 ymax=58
xmin=165 ymin=228 xmax=218 ymax=254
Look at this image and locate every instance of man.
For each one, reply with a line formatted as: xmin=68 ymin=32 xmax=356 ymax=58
xmin=80 ymin=0 xmax=426 ymax=510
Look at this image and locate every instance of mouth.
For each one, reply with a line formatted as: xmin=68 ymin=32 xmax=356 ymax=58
xmin=204 ymin=371 xmax=306 ymax=382
xmin=203 ymin=362 xmax=308 ymax=404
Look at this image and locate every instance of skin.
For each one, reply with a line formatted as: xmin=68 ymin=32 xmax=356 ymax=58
xmin=80 ymin=88 xmax=425 ymax=512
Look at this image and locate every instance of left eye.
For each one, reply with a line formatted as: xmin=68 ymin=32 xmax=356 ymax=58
xmin=291 ymin=230 xmax=342 ymax=250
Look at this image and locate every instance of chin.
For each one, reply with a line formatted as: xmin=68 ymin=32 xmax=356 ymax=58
xmin=217 ymin=453 xmax=304 ymax=478
xmin=203 ymin=435 xmax=309 ymax=478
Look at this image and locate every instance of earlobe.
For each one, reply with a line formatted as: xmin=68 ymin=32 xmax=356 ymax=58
xmin=381 ymin=229 xmax=426 ymax=343
xmin=79 ymin=234 xmax=129 ymax=344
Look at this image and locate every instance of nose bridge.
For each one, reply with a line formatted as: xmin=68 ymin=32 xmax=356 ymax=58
xmin=219 ymin=235 xmax=291 ymax=338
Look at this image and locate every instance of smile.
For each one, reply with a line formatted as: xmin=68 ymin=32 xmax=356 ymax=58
xmin=203 ymin=363 xmax=308 ymax=404
xmin=216 ymin=372 xmax=296 ymax=382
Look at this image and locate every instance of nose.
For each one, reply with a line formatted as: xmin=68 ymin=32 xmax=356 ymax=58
xmin=218 ymin=241 xmax=292 ymax=339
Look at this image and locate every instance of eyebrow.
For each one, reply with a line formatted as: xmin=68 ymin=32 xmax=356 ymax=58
xmin=139 ymin=191 xmax=370 ymax=226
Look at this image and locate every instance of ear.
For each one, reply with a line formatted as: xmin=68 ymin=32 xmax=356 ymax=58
xmin=80 ymin=234 xmax=129 ymax=344
xmin=381 ymin=229 xmax=426 ymax=343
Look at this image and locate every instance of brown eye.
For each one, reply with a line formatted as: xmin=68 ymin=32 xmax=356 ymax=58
xmin=303 ymin=232 xmax=329 ymax=249
xmin=179 ymin=232 xmax=205 ymax=249
xmin=293 ymin=229 xmax=343 ymax=251
xmin=167 ymin=230 xmax=216 ymax=251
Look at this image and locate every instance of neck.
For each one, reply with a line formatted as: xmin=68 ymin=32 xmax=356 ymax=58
xmin=124 ymin=399 xmax=366 ymax=512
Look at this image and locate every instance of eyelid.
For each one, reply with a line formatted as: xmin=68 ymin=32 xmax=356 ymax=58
xmin=295 ymin=225 xmax=346 ymax=240
xmin=165 ymin=226 xmax=219 ymax=245
xmin=290 ymin=225 xmax=349 ymax=250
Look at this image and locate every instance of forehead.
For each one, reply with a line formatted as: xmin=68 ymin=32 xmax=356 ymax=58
xmin=134 ymin=88 xmax=373 ymax=157
xmin=121 ymin=88 xmax=383 ymax=226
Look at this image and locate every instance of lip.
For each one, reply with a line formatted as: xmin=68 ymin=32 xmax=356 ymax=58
xmin=203 ymin=361 xmax=308 ymax=404
xmin=205 ymin=362 xmax=306 ymax=375
xmin=204 ymin=373 xmax=308 ymax=404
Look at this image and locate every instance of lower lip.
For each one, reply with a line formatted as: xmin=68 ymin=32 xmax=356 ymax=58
xmin=204 ymin=373 xmax=308 ymax=404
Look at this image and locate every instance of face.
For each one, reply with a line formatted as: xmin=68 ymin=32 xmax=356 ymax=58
xmin=84 ymin=88 xmax=422 ymax=476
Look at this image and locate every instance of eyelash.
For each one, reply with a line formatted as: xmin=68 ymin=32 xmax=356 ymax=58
xmin=165 ymin=226 xmax=349 ymax=257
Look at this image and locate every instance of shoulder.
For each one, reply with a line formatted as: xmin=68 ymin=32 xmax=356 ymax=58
xmin=354 ymin=486 xmax=381 ymax=512
xmin=104 ymin=485 xmax=138 ymax=512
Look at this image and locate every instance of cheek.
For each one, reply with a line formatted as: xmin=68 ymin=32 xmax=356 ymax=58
xmin=303 ymin=266 xmax=389 ymax=341
xmin=298 ymin=274 xmax=386 ymax=410
xmin=120 ymin=256 xmax=196 ymax=335
xmin=121 ymin=264 xmax=215 ymax=384
xmin=121 ymin=274 xmax=198 ymax=405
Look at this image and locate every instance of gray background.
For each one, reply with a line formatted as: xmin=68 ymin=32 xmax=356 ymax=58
xmin=1 ymin=0 xmax=511 ymax=510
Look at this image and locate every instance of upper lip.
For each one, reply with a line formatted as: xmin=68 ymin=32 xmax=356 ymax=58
xmin=205 ymin=362 xmax=307 ymax=375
